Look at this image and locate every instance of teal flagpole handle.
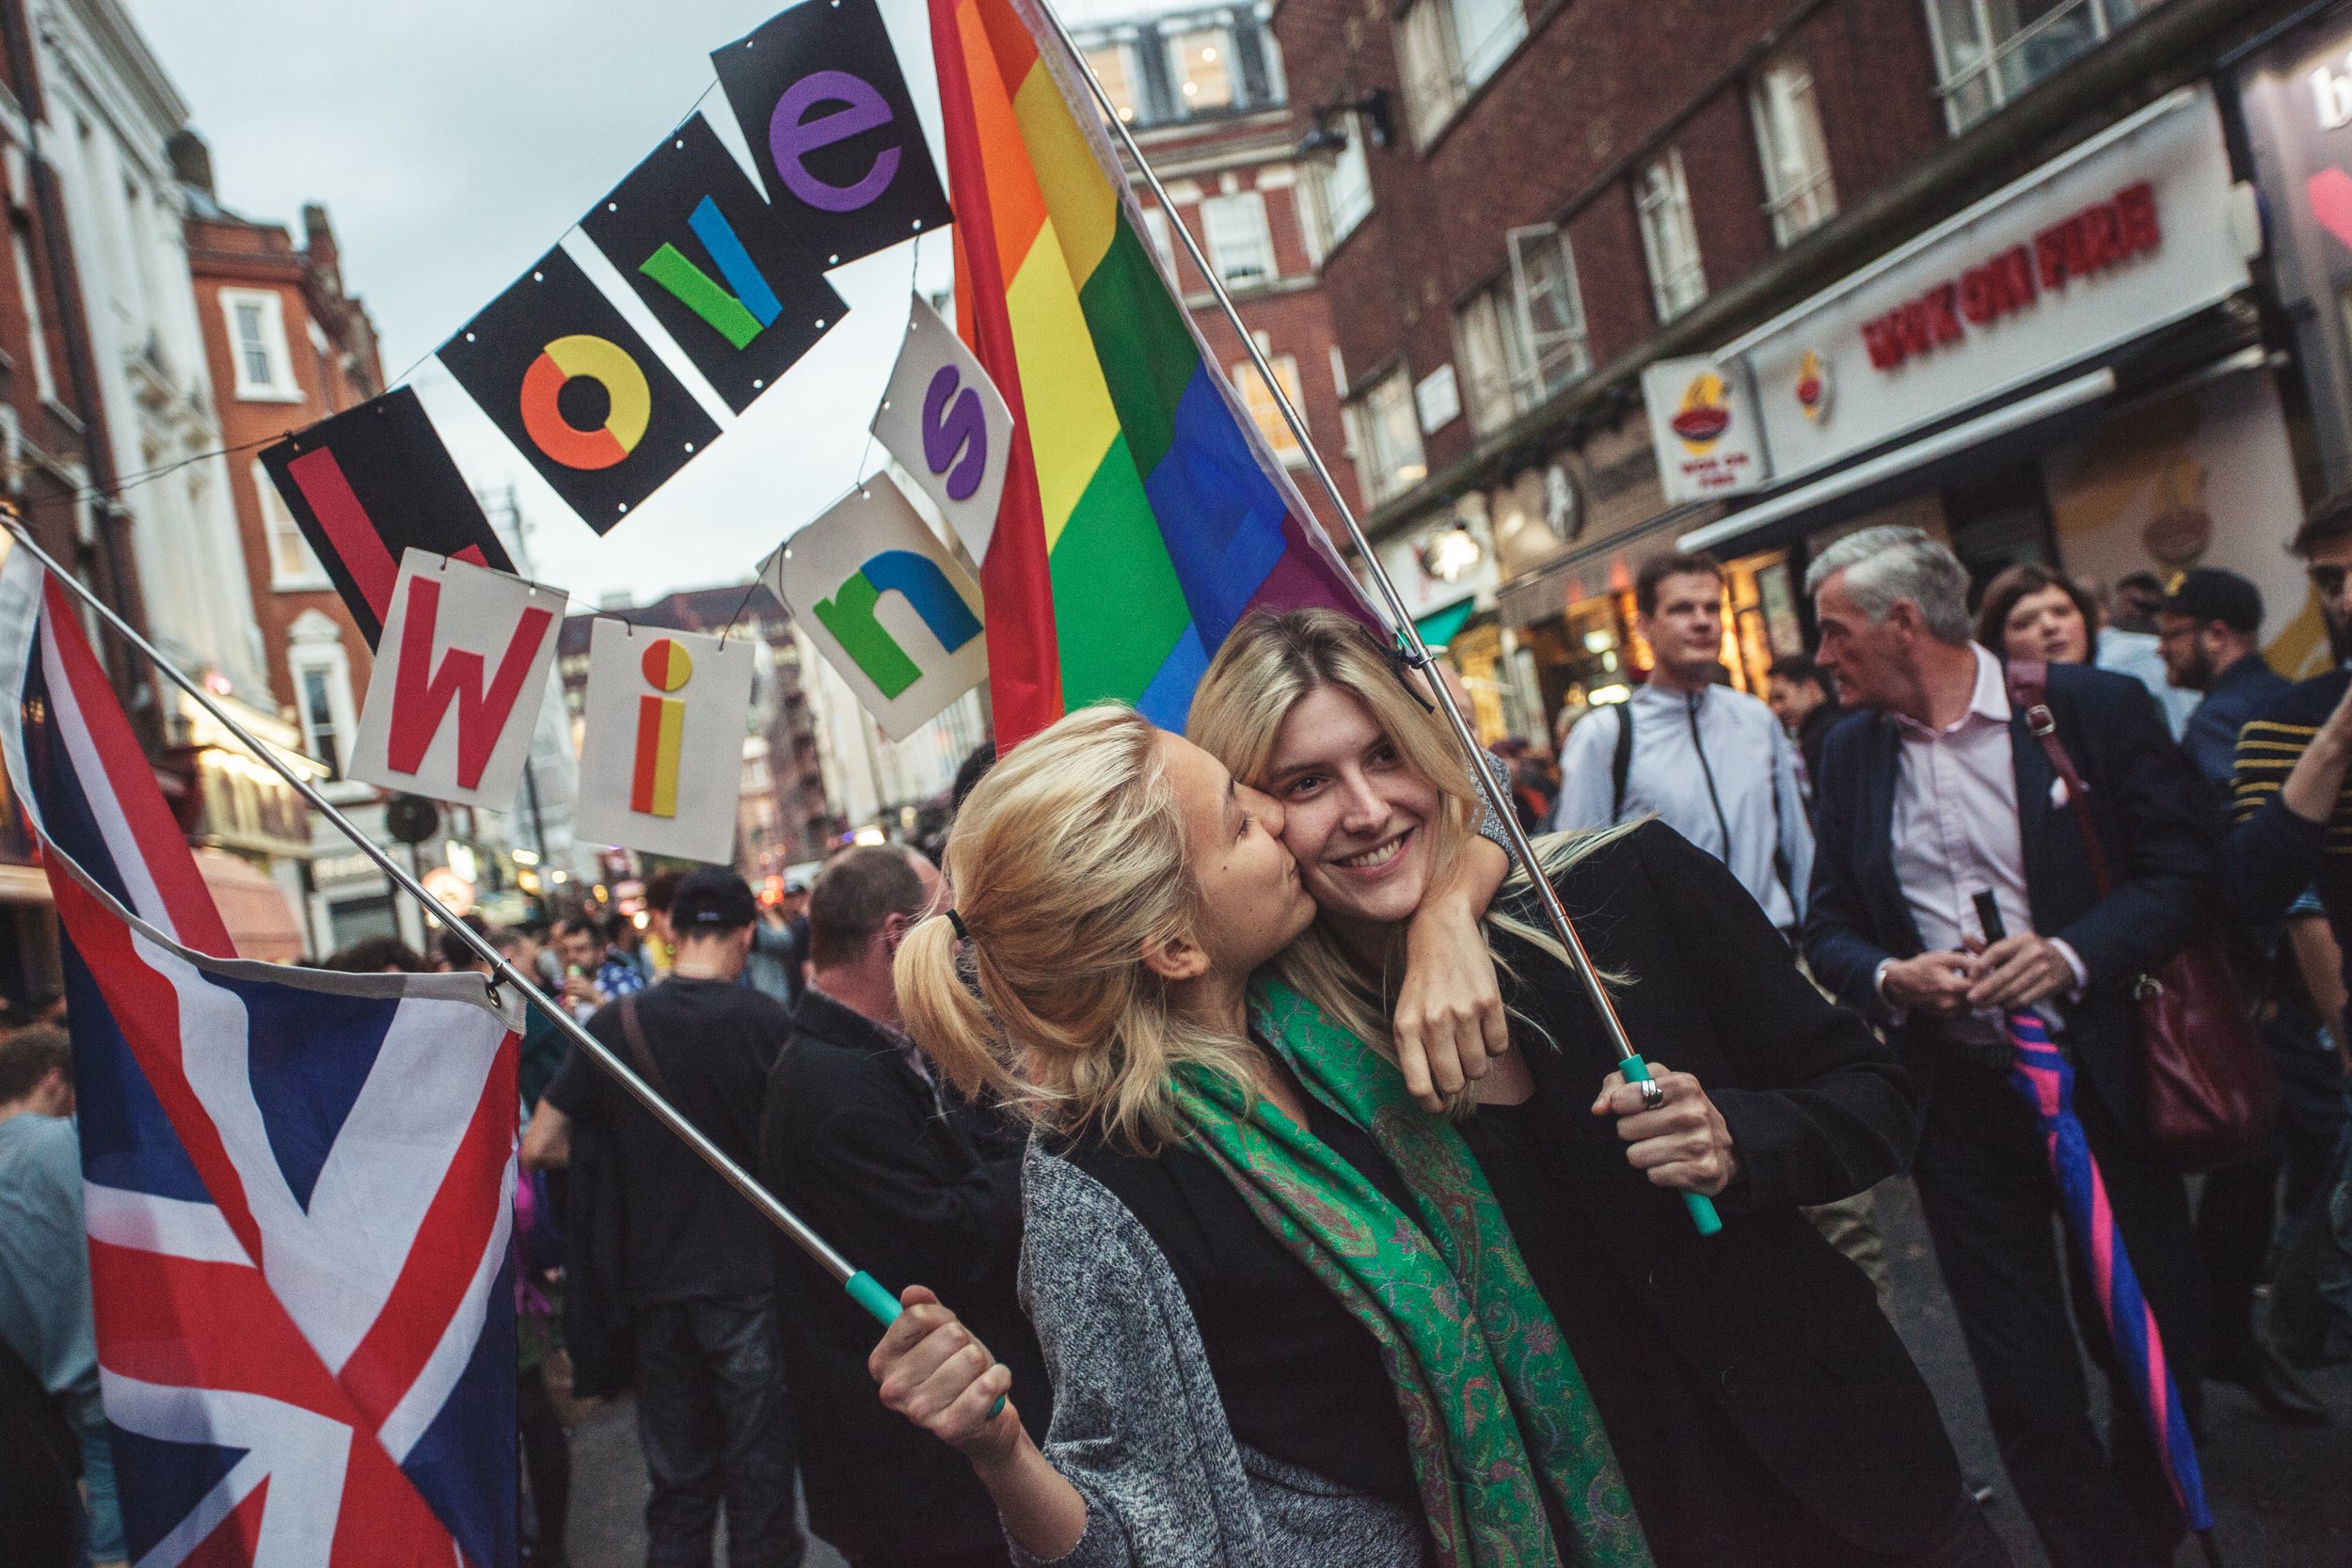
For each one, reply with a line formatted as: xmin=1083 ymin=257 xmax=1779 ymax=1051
xmin=844 ymin=1272 xmax=1009 ymax=1418
xmin=1616 ymin=1055 xmax=1724 ymax=1236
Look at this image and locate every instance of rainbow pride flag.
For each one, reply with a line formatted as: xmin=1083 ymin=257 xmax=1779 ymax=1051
xmin=928 ymin=0 xmax=1371 ymax=745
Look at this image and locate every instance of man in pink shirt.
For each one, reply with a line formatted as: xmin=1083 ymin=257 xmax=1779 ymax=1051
xmin=1801 ymin=527 xmax=2217 ymax=1568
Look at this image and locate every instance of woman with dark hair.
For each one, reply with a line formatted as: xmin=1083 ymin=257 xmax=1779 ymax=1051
xmin=1976 ymin=562 xmax=2100 ymax=664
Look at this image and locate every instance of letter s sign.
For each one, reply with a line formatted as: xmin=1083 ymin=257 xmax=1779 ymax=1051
xmin=922 ymin=365 xmax=991 ymax=502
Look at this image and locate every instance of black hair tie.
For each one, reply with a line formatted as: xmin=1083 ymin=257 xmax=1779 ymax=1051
xmin=946 ymin=909 xmax=968 ymax=942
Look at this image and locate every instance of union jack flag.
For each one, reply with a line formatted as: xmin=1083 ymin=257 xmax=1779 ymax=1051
xmin=0 ymin=540 xmax=525 ymax=1566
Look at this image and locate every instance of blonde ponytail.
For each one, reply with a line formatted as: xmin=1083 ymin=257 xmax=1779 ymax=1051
xmin=889 ymin=704 xmax=1257 ymax=1151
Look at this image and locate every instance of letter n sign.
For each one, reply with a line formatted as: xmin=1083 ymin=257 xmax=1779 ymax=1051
xmin=711 ymin=0 xmax=954 ymax=268
xmin=580 ymin=116 xmax=847 ymax=413
xmin=871 ymin=294 xmax=1010 ymax=565
xmin=350 ymin=550 xmax=568 ymax=810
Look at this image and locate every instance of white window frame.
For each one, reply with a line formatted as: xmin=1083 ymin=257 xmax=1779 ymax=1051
xmin=1084 ymin=38 xmax=1145 ymax=124
xmin=1302 ymin=113 xmax=1375 ymax=261
xmin=1140 ymin=204 xmax=1178 ymax=277
xmin=1750 ymin=56 xmax=1838 ymax=246
xmin=9 ymin=228 xmax=54 ymax=405
xmin=219 ymin=287 xmax=302 ymax=403
xmin=1232 ymin=347 xmax=1308 ymax=467
xmin=1453 ymin=289 xmax=1518 ymax=436
xmin=1166 ymin=24 xmax=1238 ymax=117
xmin=255 ymin=458 xmax=329 ymax=591
xmin=1921 ymin=0 xmax=2135 ymax=136
xmin=1505 ymin=224 xmax=1592 ymax=396
xmin=1200 ymin=191 xmax=1277 ymax=288
xmin=286 ymin=616 xmax=356 ymax=780
xmin=1344 ymin=367 xmax=1428 ymax=506
xmin=1393 ymin=0 xmax=1528 ymax=149
xmin=1635 ymin=150 xmax=1708 ymax=323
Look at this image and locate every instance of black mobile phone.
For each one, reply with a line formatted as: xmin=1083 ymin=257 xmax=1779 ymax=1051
xmin=1971 ymin=890 xmax=2007 ymax=945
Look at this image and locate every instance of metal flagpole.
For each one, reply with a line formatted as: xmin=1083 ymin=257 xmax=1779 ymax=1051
xmin=1031 ymin=0 xmax=1720 ymax=1233
xmin=1 ymin=513 xmax=911 ymax=1322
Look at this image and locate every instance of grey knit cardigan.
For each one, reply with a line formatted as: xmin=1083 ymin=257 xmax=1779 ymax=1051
xmin=1009 ymin=1141 xmax=1433 ymax=1568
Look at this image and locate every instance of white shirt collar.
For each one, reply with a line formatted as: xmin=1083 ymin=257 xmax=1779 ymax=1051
xmin=1895 ymin=643 xmax=2010 ymax=737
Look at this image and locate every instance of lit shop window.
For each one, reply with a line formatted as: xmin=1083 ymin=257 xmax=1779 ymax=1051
xmin=1168 ymin=26 xmax=1236 ymax=114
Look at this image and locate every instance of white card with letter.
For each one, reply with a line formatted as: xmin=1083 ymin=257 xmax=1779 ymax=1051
xmin=350 ymin=549 xmax=565 ymax=809
xmin=574 ymin=621 xmax=756 ymax=863
xmin=762 ymin=475 xmax=986 ymax=742
xmin=869 ymin=293 xmax=1010 ymax=566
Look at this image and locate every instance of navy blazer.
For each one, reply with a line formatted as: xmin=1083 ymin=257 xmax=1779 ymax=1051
xmin=1802 ymin=660 xmax=2216 ymax=1134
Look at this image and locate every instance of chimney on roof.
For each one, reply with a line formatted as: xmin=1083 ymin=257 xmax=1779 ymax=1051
xmin=167 ymin=129 xmax=213 ymax=196
xmin=301 ymin=203 xmax=342 ymax=296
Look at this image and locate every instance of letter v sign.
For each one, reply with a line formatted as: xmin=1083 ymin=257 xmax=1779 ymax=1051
xmin=386 ymin=576 xmax=555 ymax=787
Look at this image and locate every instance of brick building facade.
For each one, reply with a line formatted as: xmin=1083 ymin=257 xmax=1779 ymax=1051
xmin=1071 ymin=0 xmax=1365 ymax=538
xmin=1270 ymin=0 xmax=2317 ymax=742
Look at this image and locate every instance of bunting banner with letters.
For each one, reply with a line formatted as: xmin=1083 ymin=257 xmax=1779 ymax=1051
xmin=258 ymin=388 xmax=515 ymax=647
xmin=573 ymin=621 xmax=756 ymax=863
xmin=870 ymin=293 xmax=1009 ymax=567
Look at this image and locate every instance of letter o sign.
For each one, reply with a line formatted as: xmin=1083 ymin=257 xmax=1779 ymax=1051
xmin=770 ymin=70 xmax=899 ymax=214
xmin=519 ymin=334 xmax=653 ymax=471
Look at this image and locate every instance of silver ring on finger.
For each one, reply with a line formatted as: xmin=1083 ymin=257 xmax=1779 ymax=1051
xmin=1637 ymin=1078 xmax=1665 ymax=1112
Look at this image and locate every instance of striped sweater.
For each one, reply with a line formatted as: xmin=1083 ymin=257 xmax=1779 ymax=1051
xmin=2227 ymin=669 xmax=2352 ymax=982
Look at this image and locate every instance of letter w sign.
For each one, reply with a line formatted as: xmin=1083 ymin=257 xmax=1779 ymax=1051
xmin=351 ymin=549 xmax=569 ymax=810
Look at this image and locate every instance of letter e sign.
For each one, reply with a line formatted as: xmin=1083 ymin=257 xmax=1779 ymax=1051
xmin=870 ymin=294 xmax=1010 ymax=566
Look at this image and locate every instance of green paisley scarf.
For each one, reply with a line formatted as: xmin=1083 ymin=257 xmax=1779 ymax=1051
xmin=1170 ymin=977 xmax=1650 ymax=1568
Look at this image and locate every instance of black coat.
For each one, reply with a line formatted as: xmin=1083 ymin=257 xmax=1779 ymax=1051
xmin=756 ymin=988 xmax=1048 ymax=1562
xmin=1497 ymin=821 xmax=1960 ymax=1557
xmin=1802 ymin=661 xmax=2216 ymax=1134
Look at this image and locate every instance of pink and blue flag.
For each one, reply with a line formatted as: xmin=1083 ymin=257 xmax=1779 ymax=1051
xmin=0 ymin=540 xmax=527 ymax=1566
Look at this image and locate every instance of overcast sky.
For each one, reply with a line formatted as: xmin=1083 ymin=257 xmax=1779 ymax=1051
xmin=123 ymin=0 xmax=956 ymax=610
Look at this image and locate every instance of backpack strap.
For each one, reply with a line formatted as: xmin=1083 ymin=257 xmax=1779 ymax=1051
xmin=614 ymin=992 xmax=673 ymax=1101
xmin=1611 ymin=701 xmax=1634 ymax=825
xmin=2003 ymin=659 xmax=2113 ymax=897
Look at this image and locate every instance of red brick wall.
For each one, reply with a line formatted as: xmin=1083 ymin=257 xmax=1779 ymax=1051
xmin=1277 ymin=0 xmax=1952 ymax=472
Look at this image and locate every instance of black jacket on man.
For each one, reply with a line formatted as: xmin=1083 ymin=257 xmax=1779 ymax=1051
xmin=758 ymin=987 xmax=1048 ymax=1565
xmin=1495 ymin=823 xmax=1963 ymax=1560
xmin=1803 ymin=661 xmax=2215 ymax=1134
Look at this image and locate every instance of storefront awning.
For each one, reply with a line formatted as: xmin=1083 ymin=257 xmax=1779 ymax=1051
xmin=194 ymin=848 xmax=307 ymax=964
xmin=1677 ymin=367 xmax=2118 ymax=555
xmin=1414 ymin=599 xmax=1477 ymax=647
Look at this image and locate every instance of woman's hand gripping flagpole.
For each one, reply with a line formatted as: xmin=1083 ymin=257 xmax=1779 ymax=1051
xmin=0 ymin=513 xmax=942 ymax=1355
xmin=1027 ymin=0 xmax=1720 ymax=1235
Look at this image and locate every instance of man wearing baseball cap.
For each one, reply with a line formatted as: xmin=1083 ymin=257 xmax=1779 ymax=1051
xmin=524 ymin=867 xmax=807 ymax=1566
xmin=2157 ymin=568 xmax=2285 ymax=805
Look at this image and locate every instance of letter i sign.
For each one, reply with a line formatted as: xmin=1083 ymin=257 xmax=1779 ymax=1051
xmin=576 ymin=621 xmax=755 ymax=864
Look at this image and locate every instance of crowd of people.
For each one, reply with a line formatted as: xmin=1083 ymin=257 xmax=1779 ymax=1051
xmin=9 ymin=512 xmax=2352 ymax=1568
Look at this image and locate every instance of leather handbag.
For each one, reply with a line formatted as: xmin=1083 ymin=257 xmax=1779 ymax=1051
xmin=2006 ymin=662 xmax=2277 ymax=1169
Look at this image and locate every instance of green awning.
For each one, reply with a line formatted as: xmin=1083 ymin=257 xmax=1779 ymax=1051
xmin=1414 ymin=598 xmax=1477 ymax=648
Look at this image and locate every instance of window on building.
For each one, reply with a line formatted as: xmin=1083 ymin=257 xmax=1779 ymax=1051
xmin=9 ymin=228 xmax=54 ymax=404
xmin=1141 ymin=204 xmax=1178 ymax=277
xmin=1302 ymin=113 xmax=1375 ymax=259
xmin=1232 ymin=351 xmax=1307 ymax=466
xmin=1393 ymin=0 xmax=1528 ymax=147
xmin=1502 ymin=226 xmax=1592 ymax=401
xmin=1085 ymin=40 xmax=1142 ymax=123
xmin=1344 ymin=368 xmax=1427 ymax=505
xmin=220 ymin=288 xmax=300 ymax=402
xmin=1200 ymin=191 xmax=1276 ymax=287
xmin=287 ymin=626 xmax=356 ymax=780
xmin=255 ymin=459 xmax=327 ymax=590
xmin=1923 ymin=0 xmax=2140 ymax=135
xmin=1635 ymin=150 xmax=1708 ymax=322
xmin=1751 ymin=57 xmax=1838 ymax=245
xmin=1454 ymin=290 xmax=1520 ymax=437
xmin=1168 ymin=26 xmax=1237 ymax=114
